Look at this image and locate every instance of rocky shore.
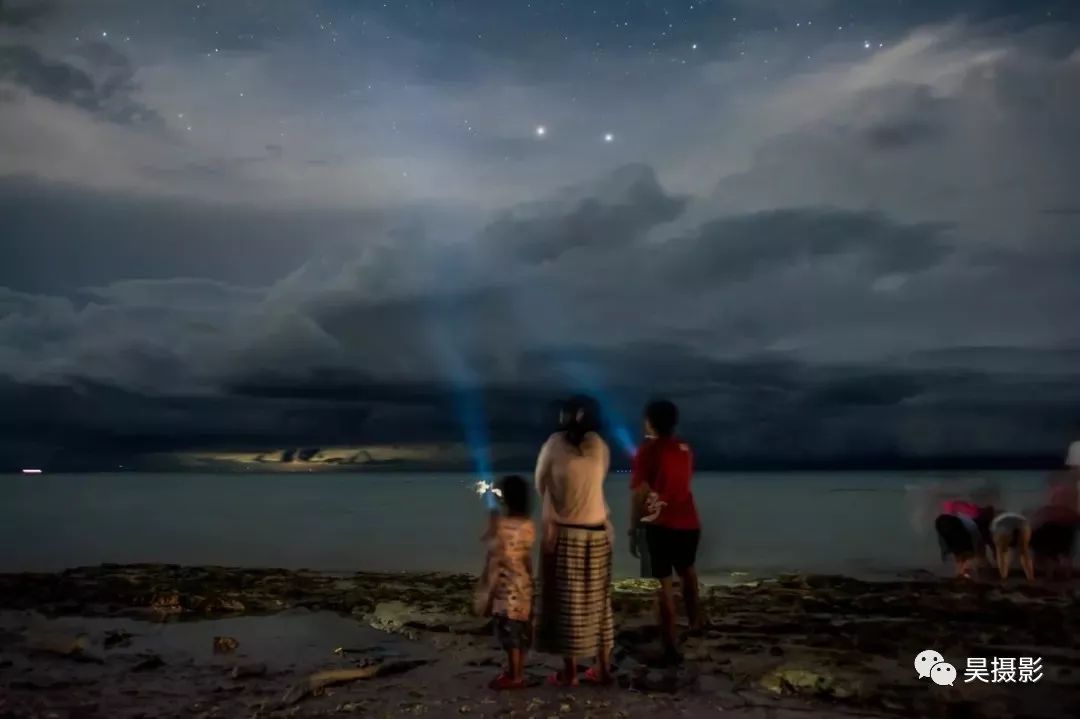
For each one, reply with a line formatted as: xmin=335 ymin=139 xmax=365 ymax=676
xmin=0 ymin=565 xmax=1077 ymax=718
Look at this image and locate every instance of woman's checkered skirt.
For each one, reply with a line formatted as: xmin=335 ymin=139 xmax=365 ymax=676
xmin=538 ymin=525 xmax=615 ymax=658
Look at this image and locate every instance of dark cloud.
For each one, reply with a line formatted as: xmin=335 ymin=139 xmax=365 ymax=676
xmin=0 ymin=0 xmax=52 ymax=28
xmin=863 ymin=119 xmax=942 ymax=151
xmin=849 ymin=83 xmax=949 ymax=152
xmin=659 ymin=208 xmax=952 ymax=285
xmin=479 ymin=164 xmax=686 ymax=263
xmin=0 ymin=179 xmax=391 ymax=292
xmin=2 ymin=345 xmax=1077 ymax=471
xmin=1 ymin=6 xmax=1079 ymax=468
xmin=0 ymin=42 xmax=161 ymax=126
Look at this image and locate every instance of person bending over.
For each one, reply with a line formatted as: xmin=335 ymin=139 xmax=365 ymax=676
xmin=934 ymin=500 xmax=992 ymax=580
xmin=629 ymin=399 xmax=702 ymax=665
xmin=989 ymin=512 xmax=1035 ymax=581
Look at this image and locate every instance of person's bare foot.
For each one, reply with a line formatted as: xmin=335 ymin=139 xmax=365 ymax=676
xmin=547 ymin=669 xmax=578 ymax=687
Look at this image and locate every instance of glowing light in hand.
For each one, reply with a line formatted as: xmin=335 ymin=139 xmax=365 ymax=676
xmin=474 ymin=480 xmax=502 ymax=498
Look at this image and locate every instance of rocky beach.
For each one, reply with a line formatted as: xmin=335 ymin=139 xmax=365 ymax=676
xmin=0 ymin=565 xmax=1076 ymax=719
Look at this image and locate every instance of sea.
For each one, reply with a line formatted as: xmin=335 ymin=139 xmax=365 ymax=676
xmin=0 ymin=471 xmax=1053 ymax=582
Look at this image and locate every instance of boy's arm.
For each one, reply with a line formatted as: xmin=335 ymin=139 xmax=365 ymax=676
xmin=628 ymin=446 xmax=650 ymax=534
xmin=630 ymin=485 xmax=648 ymax=531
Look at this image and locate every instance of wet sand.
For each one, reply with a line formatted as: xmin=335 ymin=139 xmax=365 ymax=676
xmin=0 ymin=564 xmax=1077 ymax=718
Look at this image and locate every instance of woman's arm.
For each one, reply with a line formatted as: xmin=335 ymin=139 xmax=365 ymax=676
xmin=535 ymin=437 xmax=559 ymax=552
xmin=534 ymin=436 xmax=552 ymax=498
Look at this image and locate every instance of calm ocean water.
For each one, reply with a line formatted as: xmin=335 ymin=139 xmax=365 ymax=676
xmin=0 ymin=471 xmax=1052 ymax=581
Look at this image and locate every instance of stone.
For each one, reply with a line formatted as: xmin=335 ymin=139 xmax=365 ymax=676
xmin=366 ymin=601 xmax=482 ymax=637
xmin=151 ymin=592 xmax=182 ymax=613
xmin=132 ymin=653 xmax=165 ymax=672
xmin=759 ymin=666 xmax=861 ymax=700
xmin=231 ymin=662 xmax=268 ymax=679
xmin=25 ymin=631 xmax=104 ymax=663
xmin=104 ymin=629 xmax=133 ymax=648
xmin=213 ymin=636 xmax=239 ymax=654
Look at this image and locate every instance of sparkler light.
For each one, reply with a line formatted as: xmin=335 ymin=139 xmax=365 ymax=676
xmin=475 ymin=479 xmax=503 ymax=512
xmin=474 ymin=479 xmax=503 ymax=498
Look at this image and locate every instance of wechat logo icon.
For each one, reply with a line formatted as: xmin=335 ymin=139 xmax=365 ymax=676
xmin=914 ymin=649 xmax=956 ymax=686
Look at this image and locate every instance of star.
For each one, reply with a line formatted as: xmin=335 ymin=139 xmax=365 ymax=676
xmin=604 ymin=133 xmax=614 ymax=143
xmin=535 ymin=125 xmax=547 ymax=137
xmin=864 ymin=41 xmax=872 ymax=49
xmin=691 ymin=43 xmax=698 ymax=50
xmin=101 ymin=31 xmax=108 ymax=38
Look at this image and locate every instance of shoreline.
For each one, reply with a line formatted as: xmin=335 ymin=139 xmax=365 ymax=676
xmin=1 ymin=564 xmax=1077 ymax=718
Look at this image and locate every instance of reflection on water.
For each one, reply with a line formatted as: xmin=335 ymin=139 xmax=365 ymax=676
xmin=0 ymin=471 xmax=1049 ymax=579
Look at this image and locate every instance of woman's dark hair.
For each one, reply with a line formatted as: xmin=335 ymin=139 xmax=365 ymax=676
xmin=562 ymin=394 xmax=600 ymax=449
xmin=645 ymin=399 xmax=679 ymax=437
xmin=498 ymin=474 xmax=530 ymax=518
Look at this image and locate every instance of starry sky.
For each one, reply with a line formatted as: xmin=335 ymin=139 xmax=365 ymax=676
xmin=1 ymin=0 xmax=1079 ymax=470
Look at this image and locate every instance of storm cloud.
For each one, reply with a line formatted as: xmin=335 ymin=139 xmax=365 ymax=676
xmin=1 ymin=2 xmax=1079 ymax=469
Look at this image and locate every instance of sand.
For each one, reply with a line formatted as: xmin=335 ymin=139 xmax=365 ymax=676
xmin=0 ymin=564 xmax=1077 ymax=718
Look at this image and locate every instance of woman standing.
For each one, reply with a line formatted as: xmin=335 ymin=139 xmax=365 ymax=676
xmin=535 ymin=396 xmax=615 ymax=686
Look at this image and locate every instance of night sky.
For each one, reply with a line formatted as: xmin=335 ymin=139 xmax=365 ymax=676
xmin=2 ymin=0 xmax=1079 ymax=470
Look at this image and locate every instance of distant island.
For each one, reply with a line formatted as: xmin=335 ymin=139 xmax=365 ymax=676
xmin=9 ymin=442 xmax=1064 ymax=474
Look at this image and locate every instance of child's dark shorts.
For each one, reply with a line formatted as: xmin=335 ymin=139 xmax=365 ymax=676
xmin=493 ymin=615 xmax=530 ymax=650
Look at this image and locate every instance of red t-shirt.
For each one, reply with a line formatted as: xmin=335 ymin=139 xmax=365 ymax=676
xmin=631 ymin=436 xmax=700 ymax=530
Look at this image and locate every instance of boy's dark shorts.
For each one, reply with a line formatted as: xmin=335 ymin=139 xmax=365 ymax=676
xmin=493 ymin=615 xmax=530 ymax=650
xmin=645 ymin=525 xmax=700 ymax=579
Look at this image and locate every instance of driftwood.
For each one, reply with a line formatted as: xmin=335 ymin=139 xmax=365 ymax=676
xmin=279 ymin=659 xmax=428 ymax=706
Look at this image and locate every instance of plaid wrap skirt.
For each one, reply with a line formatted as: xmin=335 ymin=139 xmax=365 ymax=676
xmin=538 ymin=523 xmax=615 ymax=657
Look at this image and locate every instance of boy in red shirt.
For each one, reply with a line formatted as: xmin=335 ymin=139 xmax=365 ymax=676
xmin=628 ymin=399 xmax=701 ymax=663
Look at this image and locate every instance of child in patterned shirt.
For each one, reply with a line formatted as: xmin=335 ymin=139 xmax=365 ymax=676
xmin=477 ymin=475 xmax=535 ymax=690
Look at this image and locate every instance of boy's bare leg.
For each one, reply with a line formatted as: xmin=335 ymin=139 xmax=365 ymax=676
xmin=657 ymin=577 xmax=677 ymax=655
xmin=677 ymin=567 xmax=702 ymax=629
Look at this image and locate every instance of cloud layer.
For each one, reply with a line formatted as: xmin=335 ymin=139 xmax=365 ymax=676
xmin=1 ymin=4 xmax=1079 ymax=467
